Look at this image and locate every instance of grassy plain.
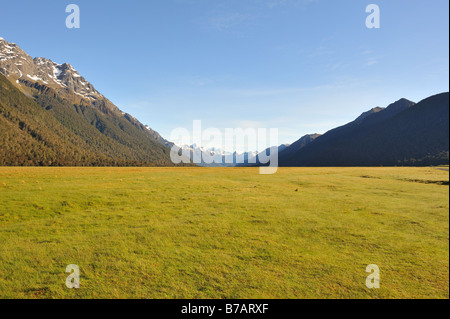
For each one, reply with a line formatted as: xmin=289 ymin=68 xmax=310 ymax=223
xmin=0 ymin=167 xmax=448 ymax=299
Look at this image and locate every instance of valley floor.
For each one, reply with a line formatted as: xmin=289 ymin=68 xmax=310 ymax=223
xmin=0 ymin=167 xmax=448 ymax=298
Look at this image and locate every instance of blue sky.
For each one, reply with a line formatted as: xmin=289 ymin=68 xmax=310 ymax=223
xmin=1 ymin=0 xmax=449 ymax=150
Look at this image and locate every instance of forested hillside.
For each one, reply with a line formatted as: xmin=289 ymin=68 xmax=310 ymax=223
xmin=0 ymin=74 xmax=176 ymax=166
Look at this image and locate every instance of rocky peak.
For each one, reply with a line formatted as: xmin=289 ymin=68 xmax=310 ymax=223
xmin=0 ymin=36 xmax=102 ymax=101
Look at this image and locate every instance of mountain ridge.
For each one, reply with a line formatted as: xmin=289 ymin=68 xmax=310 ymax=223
xmin=0 ymin=36 xmax=170 ymax=146
xmin=279 ymin=93 xmax=449 ymax=166
xmin=0 ymin=36 xmax=182 ymax=166
xmin=1 ymin=36 xmax=447 ymax=167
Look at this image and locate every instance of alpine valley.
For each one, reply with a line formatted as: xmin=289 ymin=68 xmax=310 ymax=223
xmin=0 ymin=36 xmax=448 ymax=167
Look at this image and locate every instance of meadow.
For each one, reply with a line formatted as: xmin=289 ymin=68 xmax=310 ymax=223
xmin=0 ymin=167 xmax=448 ymax=299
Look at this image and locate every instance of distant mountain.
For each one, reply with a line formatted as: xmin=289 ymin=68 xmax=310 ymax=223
xmin=279 ymin=93 xmax=449 ymax=166
xmin=0 ymin=36 xmax=179 ymax=166
xmin=237 ymin=135 xmax=318 ymax=167
xmin=2 ymin=36 xmax=447 ymax=168
xmin=178 ymin=144 xmax=259 ymax=167
xmin=240 ymin=144 xmax=290 ymax=166
xmin=179 ymin=144 xmax=295 ymax=167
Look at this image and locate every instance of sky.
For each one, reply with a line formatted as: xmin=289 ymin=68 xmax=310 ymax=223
xmin=0 ymin=0 xmax=449 ymax=151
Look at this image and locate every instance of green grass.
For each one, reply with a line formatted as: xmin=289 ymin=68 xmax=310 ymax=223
xmin=0 ymin=167 xmax=448 ymax=299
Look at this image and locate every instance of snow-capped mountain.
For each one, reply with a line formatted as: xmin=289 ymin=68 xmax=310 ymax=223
xmin=0 ymin=37 xmax=103 ymax=102
xmin=0 ymin=36 xmax=172 ymax=145
xmin=0 ymin=36 xmax=132 ymax=118
xmin=178 ymin=144 xmax=260 ymax=167
xmin=0 ymin=36 xmax=177 ymax=166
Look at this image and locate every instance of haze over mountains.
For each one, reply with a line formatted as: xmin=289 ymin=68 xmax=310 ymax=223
xmin=0 ymin=36 xmax=448 ymax=167
xmin=177 ymin=144 xmax=260 ymax=167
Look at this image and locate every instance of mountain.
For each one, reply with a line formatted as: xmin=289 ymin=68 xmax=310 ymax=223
xmin=234 ymin=149 xmax=261 ymax=166
xmin=0 ymin=37 xmax=114 ymax=110
xmin=278 ymin=134 xmax=320 ymax=159
xmin=237 ymin=135 xmax=318 ymax=167
xmin=178 ymin=144 xmax=259 ymax=167
xmin=279 ymin=93 xmax=449 ymax=166
xmin=2 ymin=37 xmax=447 ymax=168
xmin=241 ymin=144 xmax=290 ymax=166
xmin=0 ymin=36 xmax=179 ymax=166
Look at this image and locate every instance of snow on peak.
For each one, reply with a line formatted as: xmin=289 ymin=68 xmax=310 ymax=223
xmin=27 ymin=74 xmax=42 ymax=81
xmin=0 ymin=38 xmax=104 ymax=102
xmin=53 ymin=64 xmax=62 ymax=78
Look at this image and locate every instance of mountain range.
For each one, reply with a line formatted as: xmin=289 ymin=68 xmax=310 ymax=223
xmin=277 ymin=94 xmax=449 ymax=166
xmin=177 ymin=144 xmax=260 ymax=167
xmin=0 ymin=36 xmax=448 ymax=167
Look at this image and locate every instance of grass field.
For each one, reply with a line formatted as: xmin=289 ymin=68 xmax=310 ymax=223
xmin=0 ymin=167 xmax=448 ymax=299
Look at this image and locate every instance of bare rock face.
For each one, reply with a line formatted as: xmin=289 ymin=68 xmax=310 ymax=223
xmin=0 ymin=37 xmax=35 ymax=79
xmin=0 ymin=37 xmax=115 ymax=112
